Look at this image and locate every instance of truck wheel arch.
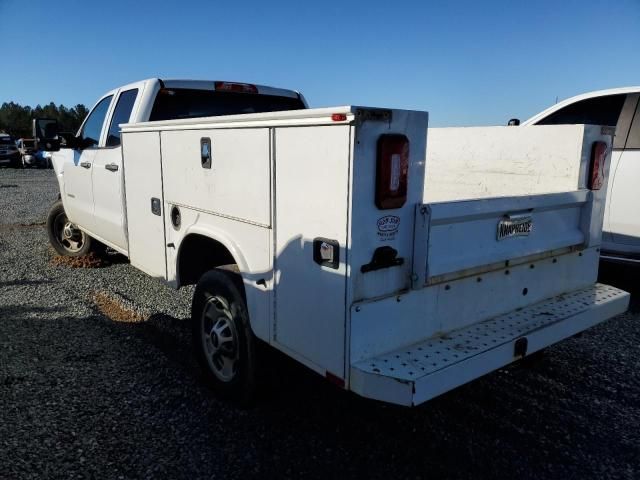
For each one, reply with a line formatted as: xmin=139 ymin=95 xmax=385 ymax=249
xmin=175 ymin=229 xmax=249 ymax=289
xmin=176 ymin=225 xmax=270 ymax=343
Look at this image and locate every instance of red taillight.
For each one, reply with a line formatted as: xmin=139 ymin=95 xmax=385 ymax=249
xmin=214 ymin=81 xmax=258 ymax=94
xmin=376 ymin=134 xmax=410 ymax=209
xmin=331 ymin=113 xmax=347 ymax=122
xmin=589 ymin=141 xmax=608 ymax=190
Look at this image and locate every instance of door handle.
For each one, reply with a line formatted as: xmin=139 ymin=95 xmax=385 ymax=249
xmin=80 ymin=161 xmax=91 ymax=169
xmin=105 ymin=163 xmax=119 ymax=172
xmin=151 ymin=197 xmax=161 ymax=216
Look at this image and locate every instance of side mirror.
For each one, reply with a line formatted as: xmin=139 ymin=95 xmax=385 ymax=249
xmin=58 ymin=131 xmax=81 ymax=149
xmin=33 ymin=118 xmax=61 ymax=151
xmin=507 ymin=118 xmax=521 ymax=126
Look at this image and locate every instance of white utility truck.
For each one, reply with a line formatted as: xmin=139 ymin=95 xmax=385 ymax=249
xmin=35 ymin=78 xmax=629 ymax=406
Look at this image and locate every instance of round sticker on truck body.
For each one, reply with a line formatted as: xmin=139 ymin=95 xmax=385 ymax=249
xmin=377 ymin=215 xmax=400 ymax=241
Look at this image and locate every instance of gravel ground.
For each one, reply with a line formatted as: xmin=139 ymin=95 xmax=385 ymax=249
xmin=0 ymin=168 xmax=639 ymax=480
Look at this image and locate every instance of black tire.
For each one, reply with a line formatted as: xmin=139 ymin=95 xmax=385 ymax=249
xmin=46 ymin=200 xmax=93 ymax=257
xmin=191 ymin=269 xmax=258 ymax=405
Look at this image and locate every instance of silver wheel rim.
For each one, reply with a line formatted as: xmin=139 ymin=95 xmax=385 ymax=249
xmin=201 ymin=295 xmax=239 ymax=382
xmin=53 ymin=213 xmax=86 ymax=253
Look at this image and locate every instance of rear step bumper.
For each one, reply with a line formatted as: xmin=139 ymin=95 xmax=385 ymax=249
xmin=350 ymin=283 xmax=629 ymax=406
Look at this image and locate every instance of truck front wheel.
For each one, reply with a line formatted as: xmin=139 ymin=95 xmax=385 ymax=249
xmin=46 ymin=200 xmax=93 ymax=257
xmin=191 ymin=269 xmax=257 ymax=405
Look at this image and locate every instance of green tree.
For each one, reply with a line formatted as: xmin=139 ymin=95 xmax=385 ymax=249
xmin=0 ymin=101 xmax=88 ymax=139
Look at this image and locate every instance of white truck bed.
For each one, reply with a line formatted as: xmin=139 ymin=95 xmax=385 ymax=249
xmin=120 ymin=109 xmax=628 ymax=406
xmin=424 ymin=125 xmax=592 ymax=202
xmin=346 ymin=123 xmax=628 ymax=405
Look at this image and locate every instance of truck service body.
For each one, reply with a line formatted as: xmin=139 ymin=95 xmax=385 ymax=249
xmin=38 ymin=78 xmax=629 ymax=406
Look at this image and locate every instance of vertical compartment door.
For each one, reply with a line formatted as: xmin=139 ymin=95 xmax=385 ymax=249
xmin=274 ymin=125 xmax=351 ymax=377
xmin=122 ymin=131 xmax=167 ymax=279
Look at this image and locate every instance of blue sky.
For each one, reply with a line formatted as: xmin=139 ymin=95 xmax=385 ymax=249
xmin=1 ymin=0 xmax=638 ymax=126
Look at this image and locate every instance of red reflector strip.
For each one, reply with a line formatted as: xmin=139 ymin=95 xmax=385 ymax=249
xmin=331 ymin=113 xmax=347 ymax=122
xmin=589 ymin=141 xmax=608 ymax=190
xmin=214 ymin=81 xmax=258 ymax=94
xmin=325 ymin=371 xmax=345 ymax=388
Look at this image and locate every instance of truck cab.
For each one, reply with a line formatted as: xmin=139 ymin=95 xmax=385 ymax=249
xmin=49 ymin=78 xmax=307 ymax=254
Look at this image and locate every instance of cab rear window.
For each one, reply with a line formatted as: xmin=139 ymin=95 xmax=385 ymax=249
xmin=149 ymin=88 xmax=305 ymax=122
xmin=536 ymin=94 xmax=626 ymax=127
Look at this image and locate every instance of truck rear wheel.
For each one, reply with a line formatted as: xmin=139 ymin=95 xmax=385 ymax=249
xmin=47 ymin=200 xmax=93 ymax=257
xmin=191 ymin=269 xmax=257 ymax=405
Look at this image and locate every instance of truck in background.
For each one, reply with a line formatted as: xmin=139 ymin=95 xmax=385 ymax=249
xmin=516 ymin=87 xmax=640 ymax=265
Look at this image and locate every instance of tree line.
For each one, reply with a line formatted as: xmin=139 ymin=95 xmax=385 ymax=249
xmin=0 ymin=102 xmax=89 ymax=139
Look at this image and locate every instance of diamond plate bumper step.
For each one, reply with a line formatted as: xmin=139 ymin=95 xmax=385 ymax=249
xmin=350 ymin=283 xmax=629 ymax=406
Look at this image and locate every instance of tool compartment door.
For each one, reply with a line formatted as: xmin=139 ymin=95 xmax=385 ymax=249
xmin=413 ymin=190 xmax=590 ymax=286
xmin=122 ymin=131 xmax=167 ymax=279
xmin=273 ymin=125 xmax=351 ymax=377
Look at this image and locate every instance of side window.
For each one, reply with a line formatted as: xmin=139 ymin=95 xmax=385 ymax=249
xmin=106 ymin=89 xmax=138 ymax=147
xmin=536 ymin=94 xmax=626 ymax=127
xmin=79 ymin=95 xmax=113 ymax=148
xmin=626 ymin=102 xmax=640 ymax=149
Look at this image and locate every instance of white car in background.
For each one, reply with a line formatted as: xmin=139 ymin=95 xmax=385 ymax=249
xmin=522 ymin=87 xmax=640 ymax=263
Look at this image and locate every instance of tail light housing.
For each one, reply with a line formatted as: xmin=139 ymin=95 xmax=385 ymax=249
xmin=376 ymin=134 xmax=410 ymax=209
xmin=589 ymin=141 xmax=608 ymax=190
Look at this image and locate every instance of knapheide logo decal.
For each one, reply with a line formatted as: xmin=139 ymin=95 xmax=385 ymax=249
xmin=377 ymin=215 xmax=400 ymax=241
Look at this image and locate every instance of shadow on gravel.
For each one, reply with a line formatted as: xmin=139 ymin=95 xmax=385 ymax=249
xmin=83 ymin=297 xmax=639 ymax=479
xmin=4 ymin=262 xmax=636 ymax=478
xmin=88 ymin=290 xmax=196 ymax=374
xmin=0 ymin=279 xmax=55 ymax=287
xmin=0 ymin=305 xmax=64 ymax=317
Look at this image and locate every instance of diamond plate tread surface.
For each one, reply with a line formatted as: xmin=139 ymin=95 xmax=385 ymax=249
xmin=352 ymin=283 xmax=627 ymax=381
